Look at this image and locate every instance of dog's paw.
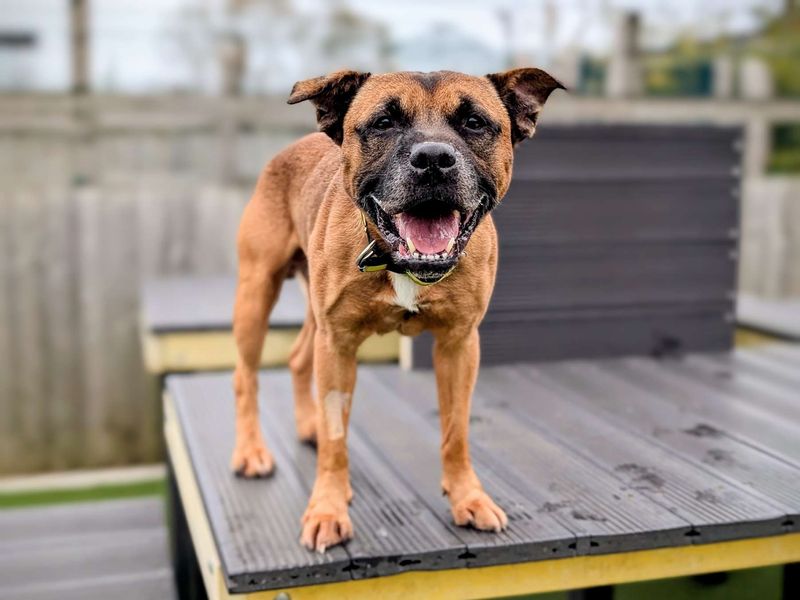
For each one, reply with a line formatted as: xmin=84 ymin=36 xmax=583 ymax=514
xmin=300 ymin=499 xmax=353 ymax=553
xmin=231 ymin=440 xmax=275 ymax=478
xmin=450 ymin=488 xmax=508 ymax=533
xmin=295 ymin=416 xmax=317 ymax=446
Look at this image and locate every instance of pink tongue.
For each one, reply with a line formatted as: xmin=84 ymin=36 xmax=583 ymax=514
xmin=395 ymin=211 xmax=459 ymax=254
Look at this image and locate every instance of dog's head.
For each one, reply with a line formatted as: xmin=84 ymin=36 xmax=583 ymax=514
xmin=288 ymin=69 xmax=564 ymax=283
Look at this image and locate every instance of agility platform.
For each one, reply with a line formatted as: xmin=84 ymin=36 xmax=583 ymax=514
xmin=165 ymin=343 xmax=800 ymax=599
xmin=141 ymin=276 xmax=400 ymax=374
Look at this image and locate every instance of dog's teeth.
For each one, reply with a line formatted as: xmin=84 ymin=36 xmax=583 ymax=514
xmin=413 ymin=251 xmax=421 ymax=259
xmin=446 ymin=237 xmax=455 ymax=253
xmin=406 ymin=238 xmax=416 ymax=254
xmin=452 ymin=209 xmax=459 ymax=219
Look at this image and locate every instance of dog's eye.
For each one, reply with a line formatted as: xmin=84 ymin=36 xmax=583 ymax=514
xmin=464 ymin=115 xmax=487 ymax=131
xmin=373 ymin=116 xmax=394 ymax=130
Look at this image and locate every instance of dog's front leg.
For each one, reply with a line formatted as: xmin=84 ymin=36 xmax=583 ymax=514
xmin=300 ymin=329 xmax=358 ymax=552
xmin=434 ymin=327 xmax=508 ymax=532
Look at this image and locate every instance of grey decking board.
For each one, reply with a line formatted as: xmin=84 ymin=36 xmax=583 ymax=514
xmin=169 ymin=371 xmax=536 ymax=592
xmin=726 ymin=348 xmax=800 ymax=392
xmin=474 ymin=365 xmax=788 ymax=542
xmin=0 ymin=497 xmax=165 ymax=543
xmin=682 ymin=354 xmax=800 ymax=424
xmin=260 ymin=373 xmax=470 ymax=580
xmin=366 ymin=367 xmax=691 ymax=556
xmin=513 ymin=126 xmax=740 ymax=181
xmin=167 ymin=374 xmax=351 ymax=592
xmin=753 ymin=342 xmax=800 ymax=366
xmin=497 ymin=178 xmax=737 ymax=245
xmin=605 ymin=358 xmax=800 ymax=466
xmin=352 ymin=369 xmax=579 ymax=564
xmin=491 ymin=242 xmax=735 ymax=310
xmin=520 ymin=357 xmax=800 ymax=519
xmin=143 ymin=276 xmax=305 ymax=333
xmin=164 ymin=347 xmax=798 ymax=591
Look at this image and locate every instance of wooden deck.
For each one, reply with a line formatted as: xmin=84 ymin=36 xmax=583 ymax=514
xmin=165 ymin=344 xmax=800 ymax=598
xmin=141 ymin=277 xmax=400 ymax=373
xmin=0 ymin=498 xmax=174 ymax=600
xmin=738 ymin=294 xmax=800 ymax=341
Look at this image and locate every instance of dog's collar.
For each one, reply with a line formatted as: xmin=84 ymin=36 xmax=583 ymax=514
xmin=355 ymin=211 xmax=456 ymax=287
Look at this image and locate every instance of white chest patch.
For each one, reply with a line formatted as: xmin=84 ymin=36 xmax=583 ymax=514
xmin=389 ymin=272 xmax=420 ymax=313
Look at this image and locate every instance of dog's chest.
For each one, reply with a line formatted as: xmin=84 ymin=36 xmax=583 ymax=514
xmin=388 ymin=272 xmax=420 ymax=313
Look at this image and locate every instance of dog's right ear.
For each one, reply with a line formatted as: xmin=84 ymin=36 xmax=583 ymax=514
xmin=287 ymin=70 xmax=371 ymax=145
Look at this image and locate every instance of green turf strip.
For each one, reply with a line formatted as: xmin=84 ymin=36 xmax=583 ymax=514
xmin=0 ymin=478 xmax=165 ymax=509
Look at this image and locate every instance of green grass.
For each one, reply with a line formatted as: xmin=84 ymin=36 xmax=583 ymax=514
xmin=0 ymin=478 xmax=166 ymax=509
xmin=501 ymin=564 xmax=783 ymax=600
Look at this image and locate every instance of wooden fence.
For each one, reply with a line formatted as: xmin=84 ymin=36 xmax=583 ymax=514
xmin=0 ymin=105 xmax=306 ymax=472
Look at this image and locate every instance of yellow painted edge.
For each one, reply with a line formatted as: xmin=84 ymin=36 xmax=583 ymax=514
xmin=735 ymin=327 xmax=782 ymax=348
xmin=164 ymin=392 xmax=229 ymax=600
xmin=144 ymin=329 xmax=400 ymax=374
xmin=165 ymin=389 xmax=800 ymax=600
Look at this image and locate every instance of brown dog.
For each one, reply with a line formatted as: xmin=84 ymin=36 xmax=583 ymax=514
xmin=231 ymin=69 xmax=563 ymax=552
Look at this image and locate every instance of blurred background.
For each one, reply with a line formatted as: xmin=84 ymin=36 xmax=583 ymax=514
xmin=0 ymin=0 xmax=799 ymax=477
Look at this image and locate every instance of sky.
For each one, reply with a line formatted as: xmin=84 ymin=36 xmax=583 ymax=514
xmin=0 ymin=0 xmax=786 ymax=93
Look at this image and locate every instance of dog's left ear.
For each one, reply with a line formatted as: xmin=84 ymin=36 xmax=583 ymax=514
xmin=287 ymin=70 xmax=371 ymax=145
xmin=486 ymin=68 xmax=565 ymax=145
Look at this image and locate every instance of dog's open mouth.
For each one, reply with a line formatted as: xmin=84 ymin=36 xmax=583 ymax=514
xmin=395 ymin=204 xmax=460 ymax=260
xmin=367 ymin=195 xmax=487 ymax=282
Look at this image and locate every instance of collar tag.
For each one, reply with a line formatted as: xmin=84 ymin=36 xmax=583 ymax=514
xmin=356 ymin=240 xmax=389 ymax=272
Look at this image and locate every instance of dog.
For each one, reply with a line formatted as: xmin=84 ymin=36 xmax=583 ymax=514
xmin=231 ymin=68 xmax=563 ymax=552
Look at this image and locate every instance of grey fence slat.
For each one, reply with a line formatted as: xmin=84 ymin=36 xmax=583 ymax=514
xmin=365 ymin=367 xmax=691 ymax=555
xmin=491 ymin=242 xmax=735 ymax=311
xmin=474 ymin=365 xmax=788 ymax=542
xmin=43 ymin=187 xmax=85 ymax=469
xmin=513 ymin=126 xmax=740 ymax=181
xmin=8 ymin=188 xmax=49 ymax=472
xmin=497 ymin=178 xmax=737 ymax=244
xmin=520 ymin=357 xmax=800 ymax=517
xmin=0 ymin=187 xmax=14 ymax=466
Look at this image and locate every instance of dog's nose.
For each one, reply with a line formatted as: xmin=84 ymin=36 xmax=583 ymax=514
xmin=409 ymin=142 xmax=457 ymax=173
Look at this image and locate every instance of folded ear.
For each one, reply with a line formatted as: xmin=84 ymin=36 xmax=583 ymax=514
xmin=287 ymin=70 xmax=371 ymax=144
xmin=486 ymin=68 xmax=565 ymax=145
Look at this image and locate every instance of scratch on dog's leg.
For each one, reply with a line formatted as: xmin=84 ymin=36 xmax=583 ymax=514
xmin=322 ymin=390 xmax=351 ymax=440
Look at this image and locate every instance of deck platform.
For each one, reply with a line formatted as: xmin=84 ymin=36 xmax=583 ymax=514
xmin=738 ymin=294 xmax=800 ymax=341
xmin=165 ymin=344 xmax=800 ymax=599
xmin=141 ymin=276 xmax=400 ymax=374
